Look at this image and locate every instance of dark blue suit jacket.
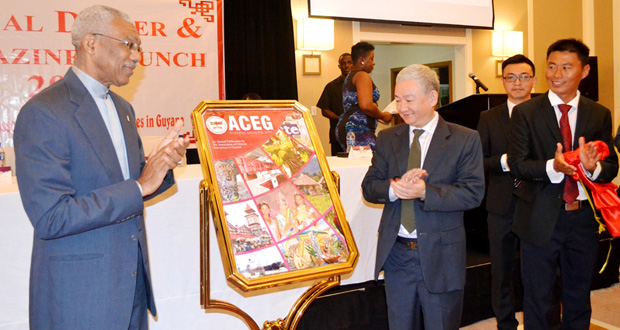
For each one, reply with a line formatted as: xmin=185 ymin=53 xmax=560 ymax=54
xmin=362 ymin=116 xmax=484 ymax=293
xmin=15 ymin=68 xmax=174 ymax=329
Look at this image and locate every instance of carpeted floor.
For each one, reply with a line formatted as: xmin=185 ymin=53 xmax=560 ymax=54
xmin=461 ymin=283 xmax=620 ymax=330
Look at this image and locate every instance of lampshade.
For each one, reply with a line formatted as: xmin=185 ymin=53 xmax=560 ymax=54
xmin=492 ymin=30 xmax=523 ymax=57
xmin=297 ymin=18 xmax=334 ymax=51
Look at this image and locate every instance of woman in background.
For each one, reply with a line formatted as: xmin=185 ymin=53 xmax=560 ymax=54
xmin=336 ymin=41 xmax=392 ymax=150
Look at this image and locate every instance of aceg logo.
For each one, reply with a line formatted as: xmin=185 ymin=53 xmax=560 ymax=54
xmin=206 ymin=116 xmax=227 ymax=134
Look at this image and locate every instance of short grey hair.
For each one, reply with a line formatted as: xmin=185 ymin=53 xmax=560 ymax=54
xmin=395 ymin=64 xmax=440 ymax=96
xmin=71 ymin=5 xmax=133 ymax=48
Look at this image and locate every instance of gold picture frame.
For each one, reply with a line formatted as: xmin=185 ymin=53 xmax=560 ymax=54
xmin=191 ymin=100 xmax=358 ymax=292
xmin=302 ymin=54 xmax=321 ymax=75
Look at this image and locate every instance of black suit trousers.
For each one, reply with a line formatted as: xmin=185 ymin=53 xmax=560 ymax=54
xmin=521 ymin=206 xmax=599 ymax=330
xmin=487 ymin=212 xmax=520 ymax=330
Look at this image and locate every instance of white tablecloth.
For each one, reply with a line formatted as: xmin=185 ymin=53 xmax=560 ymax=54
xmin=0 ymin=157 xmax=383 ymax=330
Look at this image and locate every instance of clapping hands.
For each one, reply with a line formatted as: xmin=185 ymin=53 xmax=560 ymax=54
xmin=137 ymin=120 xmax=190 ymax=196
xmin=390 ymin=168 xmax=428 ymax=200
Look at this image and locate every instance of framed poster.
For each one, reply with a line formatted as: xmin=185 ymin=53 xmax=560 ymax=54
xmin=192 ymin=100 xmax=358 ymax=291
xmin=303 ymin=55 xmax=321 ymax=75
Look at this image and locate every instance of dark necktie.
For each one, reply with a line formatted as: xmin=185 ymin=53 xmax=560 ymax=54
xmin=401 ymin=129 xmax=424 ymax=233
xmin=558 ymin=104 xmax=578 ymax=203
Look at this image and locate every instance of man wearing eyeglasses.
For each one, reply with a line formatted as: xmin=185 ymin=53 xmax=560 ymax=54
xmin=477 ymin=54 xmax=537 ymax=330
xmin=508 ymin=39 xmax=618 ymax=329
xmin=14 ymin=5 xmax=189 ymax=330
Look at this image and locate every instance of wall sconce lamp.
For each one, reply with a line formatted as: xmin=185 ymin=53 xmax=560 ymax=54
xmin=297 ymin=18 xmax=334 ymax=75
xmin=492 ymin=30 xmax=523 ymax=76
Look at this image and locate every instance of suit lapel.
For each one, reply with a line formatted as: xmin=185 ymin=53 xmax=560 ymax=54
xmin=573 ymin=96 xmax=591 ymax=149
xmin=391 ymin=124 xmax=411 ymax=176
xmin=423 ymin=115 xmax=449 ymax=177
xmin=66 ymin=70 xmax=125 ymax=182
xmin=110 ymin=93 xmax=141 ymax=179
xmin=499 ymin=103 xmax=510 ymax=129
xmin=540 ymin=93 xmax=563 ymax=144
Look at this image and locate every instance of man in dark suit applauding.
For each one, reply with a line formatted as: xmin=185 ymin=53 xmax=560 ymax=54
xmin=508 ymin=39 xmax=618 ymax=329
xmin=15 ymin=5 xmax=189 ymax=330
xmin=362 ymin=64 xmax=484 ymax=330
xmin=477 ymin=55 xmax=537 ymax=330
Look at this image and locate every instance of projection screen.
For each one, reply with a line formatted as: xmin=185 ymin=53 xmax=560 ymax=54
xmin=308 ymin=0 xmax=494 ymax=29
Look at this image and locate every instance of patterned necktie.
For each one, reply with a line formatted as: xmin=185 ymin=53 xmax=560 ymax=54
xmin=401 ymin=129 xmax=424 ymax=233
xmin=558 ymin=104 xmax=578 ymax=203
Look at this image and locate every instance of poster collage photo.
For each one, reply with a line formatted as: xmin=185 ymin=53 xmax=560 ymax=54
xmin=204 ymin=108 xmax=351 ymax=280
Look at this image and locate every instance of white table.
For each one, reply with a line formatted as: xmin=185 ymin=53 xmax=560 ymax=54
xmin=0 ymin=157 xmax=383 ymax=330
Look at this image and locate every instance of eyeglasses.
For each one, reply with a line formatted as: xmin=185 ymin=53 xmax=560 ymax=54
xmin=92 ymin=33 xmax=143 ymax=53
xmin=503 ymin=74 xmax=533 ymax=83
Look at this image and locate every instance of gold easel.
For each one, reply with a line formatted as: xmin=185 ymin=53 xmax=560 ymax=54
xmin=199 ymin=172 xmax=343 ymax=330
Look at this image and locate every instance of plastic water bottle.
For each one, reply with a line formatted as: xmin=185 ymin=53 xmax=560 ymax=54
xmin=345 ymin=131 xmax=355 ymax=153
xmin=0 ymin=142 xmax=5 ymax=167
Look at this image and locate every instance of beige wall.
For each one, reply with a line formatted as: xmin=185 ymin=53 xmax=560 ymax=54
xmin=532 ymin=0 xmax=583 ymax=93
xmin=594 ymin=0 xmax=614 ymax=111
xmin=471 ymin=0 xmax=529 ymax=94
xmin=291 ymin=0 xmax=353 ymax=155
xmin=373 ymin=44 xmax=457 ymax=110
xmin=293 ymin=0 xmax=616 ymax=154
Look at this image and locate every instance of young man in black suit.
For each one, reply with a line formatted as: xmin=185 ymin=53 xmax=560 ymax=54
xmin=508 ymin=39 xmax=618 ymax=329
xmin=477 ymin=54 xmax=537 ymax=330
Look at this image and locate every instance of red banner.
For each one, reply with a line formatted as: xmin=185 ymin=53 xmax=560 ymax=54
xmin=1 ymin=0 xmax=224 ymax=148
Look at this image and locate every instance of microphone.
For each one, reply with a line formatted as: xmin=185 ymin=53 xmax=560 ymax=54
xmin=468 ymin=73 xmax=489 ymax=92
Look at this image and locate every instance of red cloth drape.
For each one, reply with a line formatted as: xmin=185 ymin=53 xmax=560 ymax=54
xmin=563 ymin=140 xmax=620 ymax=236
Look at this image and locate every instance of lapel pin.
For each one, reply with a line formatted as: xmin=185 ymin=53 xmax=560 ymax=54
xmin=126 ymin=115 xmax=130 ymax=122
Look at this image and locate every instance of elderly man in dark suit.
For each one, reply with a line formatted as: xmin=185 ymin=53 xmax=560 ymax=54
xmin=362 ymin=64 xmax=484 ymax=330
xmin=508 ymin=39 xmax=618 ymax=329
xmin=15 ymin=5 xmax=189 ymax=330
xmin=477 ymin=54 xmax=537 ymax=330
